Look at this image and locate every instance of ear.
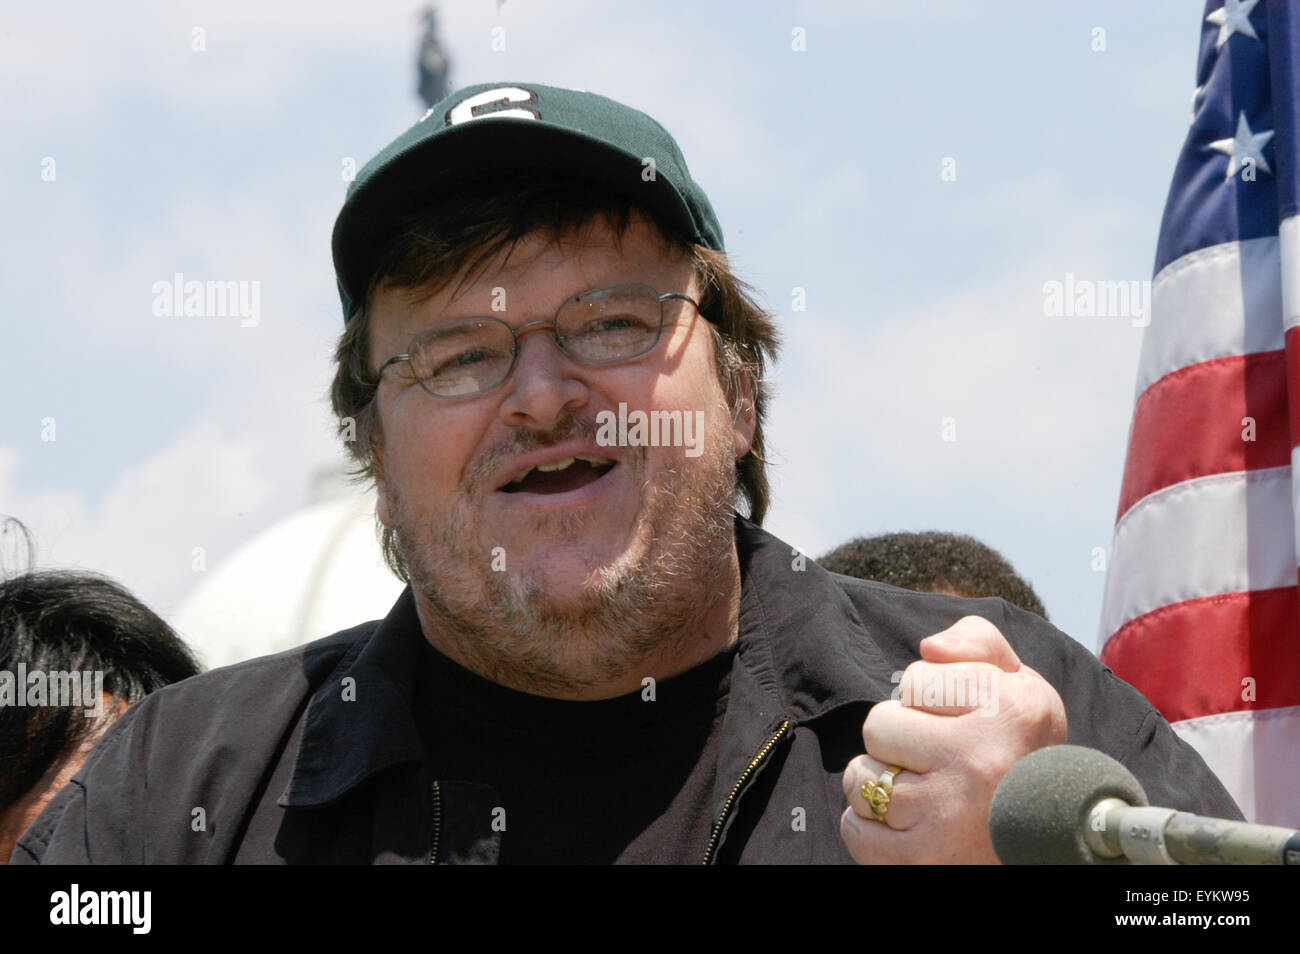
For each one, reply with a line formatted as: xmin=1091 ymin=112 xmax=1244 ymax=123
xmin=376 ymin=480 xmax=394 ymax=529
xmin=732 ymin=372 xmax=757 ymax=460
xmin=371 ymin=417 xmax=395 ymax=529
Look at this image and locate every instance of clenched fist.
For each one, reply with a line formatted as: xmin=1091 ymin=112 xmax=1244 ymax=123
xmin=841 ymin=616 xmax=1068 ymax=864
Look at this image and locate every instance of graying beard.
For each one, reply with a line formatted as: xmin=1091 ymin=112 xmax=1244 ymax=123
xmin=396 ymin=413 xmax=738 ymax=696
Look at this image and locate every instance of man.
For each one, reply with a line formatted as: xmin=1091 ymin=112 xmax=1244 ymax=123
xmin=819 ymin=531 xmax=1049 ymax=619
xmin=1 ymin=569 xmax=201 ymax=863
xmin=14 ymin=82 xmax=1240 ymax=864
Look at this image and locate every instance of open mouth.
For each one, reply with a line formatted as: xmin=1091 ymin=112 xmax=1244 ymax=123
xmin=499 ymin=455 xmax=616 ymax=495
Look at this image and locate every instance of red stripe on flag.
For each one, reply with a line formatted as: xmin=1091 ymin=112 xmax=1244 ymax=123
xmin=1287 ymin=325 xmax=1300 ymax=451
xmin=1099 ymin=585 xmax=1300 ymax=723
xmin=1117 ymin=351 xmax=1291 ymax=519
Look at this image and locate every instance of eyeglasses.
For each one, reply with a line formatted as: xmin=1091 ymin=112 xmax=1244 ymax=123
xmin=378 ymin=283 xmax=700 ymax=399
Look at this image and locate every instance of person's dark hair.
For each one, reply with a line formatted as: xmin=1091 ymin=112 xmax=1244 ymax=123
xmin=818 ymin=531 xmax=1048 ymax=619
xmin=0 ymin=570 xmax=202 ymax=810
xmin=330 ymin=169 xmax=781 ymax=582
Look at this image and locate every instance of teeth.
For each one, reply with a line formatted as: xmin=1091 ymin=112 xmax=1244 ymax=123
xmin=536 ymin=457 xmax=576 ymax=473
xmin=505 ymin=455 xmax=616 ymax=487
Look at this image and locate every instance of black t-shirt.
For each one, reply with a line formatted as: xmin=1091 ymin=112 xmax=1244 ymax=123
xmin=413 ymin=639 xmax=733 ymax=864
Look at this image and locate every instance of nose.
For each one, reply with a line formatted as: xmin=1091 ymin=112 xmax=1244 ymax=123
xmin=497 ymin=321 xmax=590 ymax=429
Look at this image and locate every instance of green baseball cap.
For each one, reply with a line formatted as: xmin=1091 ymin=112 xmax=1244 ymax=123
xmin=331 ymin=81 xmax=725 ymax=321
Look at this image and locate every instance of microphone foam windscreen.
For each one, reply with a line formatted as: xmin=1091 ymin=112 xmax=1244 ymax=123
xmin=989 ymin=744 xmax=1148 ymax=865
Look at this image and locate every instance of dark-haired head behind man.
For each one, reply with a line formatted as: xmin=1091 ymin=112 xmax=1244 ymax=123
xmin=819 ymin=532 xmax=1048 ymax=620
xmin=0 ymin=570 xmax=200 ymax=862
xmin=16 ymin=83 xmax=1242 ymax=866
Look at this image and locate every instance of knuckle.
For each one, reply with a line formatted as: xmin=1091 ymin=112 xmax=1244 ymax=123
xmin=840 ymin=809 xmax=872 ymax=856
xmin=899 ymin=659 xmax=929 ymax=684
xmin=954 ymin=615 xmax=995 ymax=638
xmin=895 ymin=661 xmax=928 ymax=705
xmin=862 ymin=699 xmax=897 ymax=745
xmin=841 ymin=759 xmax=864 ymax=801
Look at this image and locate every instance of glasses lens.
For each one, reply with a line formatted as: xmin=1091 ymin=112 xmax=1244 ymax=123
xmin=557 ymin=284 xmax=662 ymax=364
xmin=409 ymin=319 xmax=515 ymax=397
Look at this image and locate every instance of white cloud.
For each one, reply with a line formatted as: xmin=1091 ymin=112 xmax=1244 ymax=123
xmin=763 ymin=258 xmax=1143 ymax=561
xmin=1 ymin=419 xmax=281 ymax=616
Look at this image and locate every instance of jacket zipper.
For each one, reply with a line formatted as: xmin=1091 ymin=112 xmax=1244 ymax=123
xmin=429 ymin=780 xmax=442 ymax=865
xmin=702 ymin=719 xmax=790 ymax=865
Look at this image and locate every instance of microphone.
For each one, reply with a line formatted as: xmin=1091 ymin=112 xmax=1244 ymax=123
xmin=988 ymin=745 xmax=1300 ymax=865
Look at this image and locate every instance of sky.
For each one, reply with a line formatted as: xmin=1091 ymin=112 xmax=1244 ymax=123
xmin=0 ymin=0 xmax=1211 ymax=652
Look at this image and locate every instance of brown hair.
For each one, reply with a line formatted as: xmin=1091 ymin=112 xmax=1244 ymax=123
xmin=330 ymin=171 xmax=780 ymax=581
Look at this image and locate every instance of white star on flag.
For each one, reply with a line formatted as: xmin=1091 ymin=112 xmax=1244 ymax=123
xmin=1206 ymin=0 xmax=1262 ymax=49
xmin=1209 ymin=111 xmax=1274 ymax=179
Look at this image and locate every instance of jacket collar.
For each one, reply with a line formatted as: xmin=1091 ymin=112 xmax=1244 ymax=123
xmin=281 ymin=516 xmax=896 ymax=809
xmin=732 ymin=516 xmax=896 ymax=723
xmin=280 ymin=589 xmax=427 ymax=808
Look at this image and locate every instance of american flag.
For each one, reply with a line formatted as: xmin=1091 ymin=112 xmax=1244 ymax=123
xmin=1099 ymin=0 xmax=1300 ymax=826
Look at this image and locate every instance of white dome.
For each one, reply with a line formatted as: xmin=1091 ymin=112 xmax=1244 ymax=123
xmin=171 ymin=485 xmax=405 ymax=670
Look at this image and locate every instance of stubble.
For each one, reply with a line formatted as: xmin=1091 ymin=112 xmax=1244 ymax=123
xmin=391 ymin=407 xmax=740 ymax=697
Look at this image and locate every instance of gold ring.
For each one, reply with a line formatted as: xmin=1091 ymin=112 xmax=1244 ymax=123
xmin=860 ymin=765 xmax=903 ymax=822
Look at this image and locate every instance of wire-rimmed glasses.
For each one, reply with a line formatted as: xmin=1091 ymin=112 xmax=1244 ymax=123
xmin=378 ymin=283 xmax=699 ymax=399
